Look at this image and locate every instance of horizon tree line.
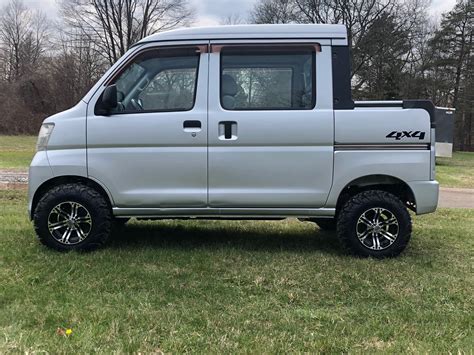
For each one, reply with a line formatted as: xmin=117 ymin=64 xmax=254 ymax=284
xmin=0 ymin=0 xmax=472 ymax=150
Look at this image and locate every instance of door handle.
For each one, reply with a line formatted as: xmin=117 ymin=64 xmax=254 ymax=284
xmin=218 ymin=121 xmax=237 ymax=140
xmin=183 ymin=120 xmax=201 ymax=132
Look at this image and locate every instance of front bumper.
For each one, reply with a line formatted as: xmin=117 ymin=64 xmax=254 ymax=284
xmin=28 ymin=151 xmax=54 ymax=219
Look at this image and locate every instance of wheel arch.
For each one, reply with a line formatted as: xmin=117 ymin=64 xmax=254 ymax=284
xmin=30 ymin=175 xmax=114 ymax=220
xmin=335 ymin=174 xmax=416 ymax=215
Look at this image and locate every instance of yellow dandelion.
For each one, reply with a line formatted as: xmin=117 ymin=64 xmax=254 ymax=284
xmin=65 ymin=328 xmax=72 ymax=336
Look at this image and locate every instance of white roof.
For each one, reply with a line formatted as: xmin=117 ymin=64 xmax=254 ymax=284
xmin=137 ymin=24 xmax=347 ymax=44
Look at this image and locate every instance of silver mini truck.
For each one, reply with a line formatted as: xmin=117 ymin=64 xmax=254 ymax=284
xmin=29 ymin=24 xmax=439 ymax=257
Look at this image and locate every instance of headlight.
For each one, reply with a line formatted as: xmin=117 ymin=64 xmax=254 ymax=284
xmin=36 ymin=123 xmax=54 ymax=151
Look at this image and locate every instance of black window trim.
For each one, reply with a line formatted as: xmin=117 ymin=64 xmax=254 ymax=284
xmin=219 ymin=45 xmax=317 ymax=111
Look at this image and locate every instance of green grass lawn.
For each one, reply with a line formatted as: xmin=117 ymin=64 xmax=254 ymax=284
xmin=0 ymin=136 xmax=37 ymax=170
xmin=1 ymin=189 xmax=473 ymax=352
xmin=436 ymin=152 xmax=474 ymax=189
xmin=0 ymin=135 xmax=473 ymax=189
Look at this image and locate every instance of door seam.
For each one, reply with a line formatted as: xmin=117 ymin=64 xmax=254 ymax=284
xmin=206 ymin=40 xmax=210 ymax=206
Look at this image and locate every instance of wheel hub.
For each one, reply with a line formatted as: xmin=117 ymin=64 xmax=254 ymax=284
xmin=47 ymin=201 xmax=92 ymax=245
xmin=356 ymin=207 xmax=399 ymax=251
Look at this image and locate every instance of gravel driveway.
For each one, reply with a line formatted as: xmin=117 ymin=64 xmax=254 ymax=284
xmin=0 ymin=170 xmax=28 ymax=190
xmin=438 ymin=187 xmax=474 ymax=209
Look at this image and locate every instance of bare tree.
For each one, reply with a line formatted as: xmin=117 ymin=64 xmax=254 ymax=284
xmin=221 ymin=13 xmax=247 ymax=25
xmin=60 ymin=0 xmax=195 ymax=65
xmin=48 ymin=29 xmax=107 ymax=109
xmin=251 ymin=0 xmax=297 ymax=24
xmin=250 ymin=0 xmax=432 ymax=98
xmin=0 ymin=0 xmax=49 ymax=81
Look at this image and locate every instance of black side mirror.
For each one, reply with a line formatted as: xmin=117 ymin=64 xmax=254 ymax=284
xmin=102 ymin=84 xmax=118 ymax=112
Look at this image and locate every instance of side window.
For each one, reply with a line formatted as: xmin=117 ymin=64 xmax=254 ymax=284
xmin=138 ymin=68 xmax=197 ymax=111
xmin=99 ymin=47 xmax=200 ymax=114
xmin=220 ymin=46 xmax=316 ymax=110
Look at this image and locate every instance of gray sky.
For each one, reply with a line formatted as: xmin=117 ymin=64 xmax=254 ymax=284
xmin=0 ymin=0 xmax=458 ymax=26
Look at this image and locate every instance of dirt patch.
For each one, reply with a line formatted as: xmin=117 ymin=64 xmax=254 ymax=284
xmin=439 ymin=187 xmax=474 ymax=209
xmin=0 ymin=182 xmax=27 ymax=190
xmin=0 ymin=169 xmax=28 ymax=190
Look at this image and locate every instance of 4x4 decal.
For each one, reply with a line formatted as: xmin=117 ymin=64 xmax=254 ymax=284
xmin=386 ymin=131 xmax=426 ymax=140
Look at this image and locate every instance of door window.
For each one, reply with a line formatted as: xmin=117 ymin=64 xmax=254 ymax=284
xmin=138 ymin=68 xmax=197 ymax=111
xmin=220 ymin=47 xmax=315 ymax=110
xmin=98 ymin=47 xmax=200 ymax=114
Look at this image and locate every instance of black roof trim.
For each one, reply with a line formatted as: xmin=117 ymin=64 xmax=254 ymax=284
xmin=131 ymin=37 xmax=340 ymax=48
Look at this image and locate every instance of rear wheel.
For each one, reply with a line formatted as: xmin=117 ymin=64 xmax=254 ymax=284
xmin=337 ymin=190 xmax=411 ymax=258
xmin=33 ymin=183 xmax=112 ymax=251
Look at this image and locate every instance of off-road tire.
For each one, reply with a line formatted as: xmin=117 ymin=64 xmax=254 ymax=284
xmin=33 ymin=183 xmax=112 ymax=251
xmin=337 ymin=190 xmax=411 ymax=258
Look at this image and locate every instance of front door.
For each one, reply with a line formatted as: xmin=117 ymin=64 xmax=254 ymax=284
xmin=208 ymin=43 xmax=334 ymax=208
xmin=87 ymin=44 xmax=209 ymax=208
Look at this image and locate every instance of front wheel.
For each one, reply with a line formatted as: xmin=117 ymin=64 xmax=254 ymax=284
xmin=33 ymin=183 xmax=112 ymax=251
xmin=337 ymin=190 xmax=412 ymax=258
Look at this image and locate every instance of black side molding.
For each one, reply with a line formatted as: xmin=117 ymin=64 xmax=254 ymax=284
xmin=402 ymin=100 xmax=436 ymax=128
xmin=355 ymin=102 xmax=402 ymax=108
xmin=332 ymin=46 xmax=354 ymax=110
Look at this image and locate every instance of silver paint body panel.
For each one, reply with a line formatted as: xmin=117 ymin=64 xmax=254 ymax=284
xmin=207 ymin=43 xmax=334 ymax=208
xmin=28 ymin=24 xmax=438 ymax=219
xmin=43 ymin=101 xmax=88 ymax=178
xmin=86 ymin=42 xmax=209 ymax=208
xmin=335 ymin=108 xmax=431 ymax=144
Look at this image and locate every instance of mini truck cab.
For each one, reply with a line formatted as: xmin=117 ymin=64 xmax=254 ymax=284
xmin=29 ymin=24 xmax=439 ymax=257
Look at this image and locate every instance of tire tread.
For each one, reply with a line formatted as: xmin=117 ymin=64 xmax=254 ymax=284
xmin=336 ymin=190 xmax=412 ymax=258
xmin=33 ymin=183 xmax=112 ymax=251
